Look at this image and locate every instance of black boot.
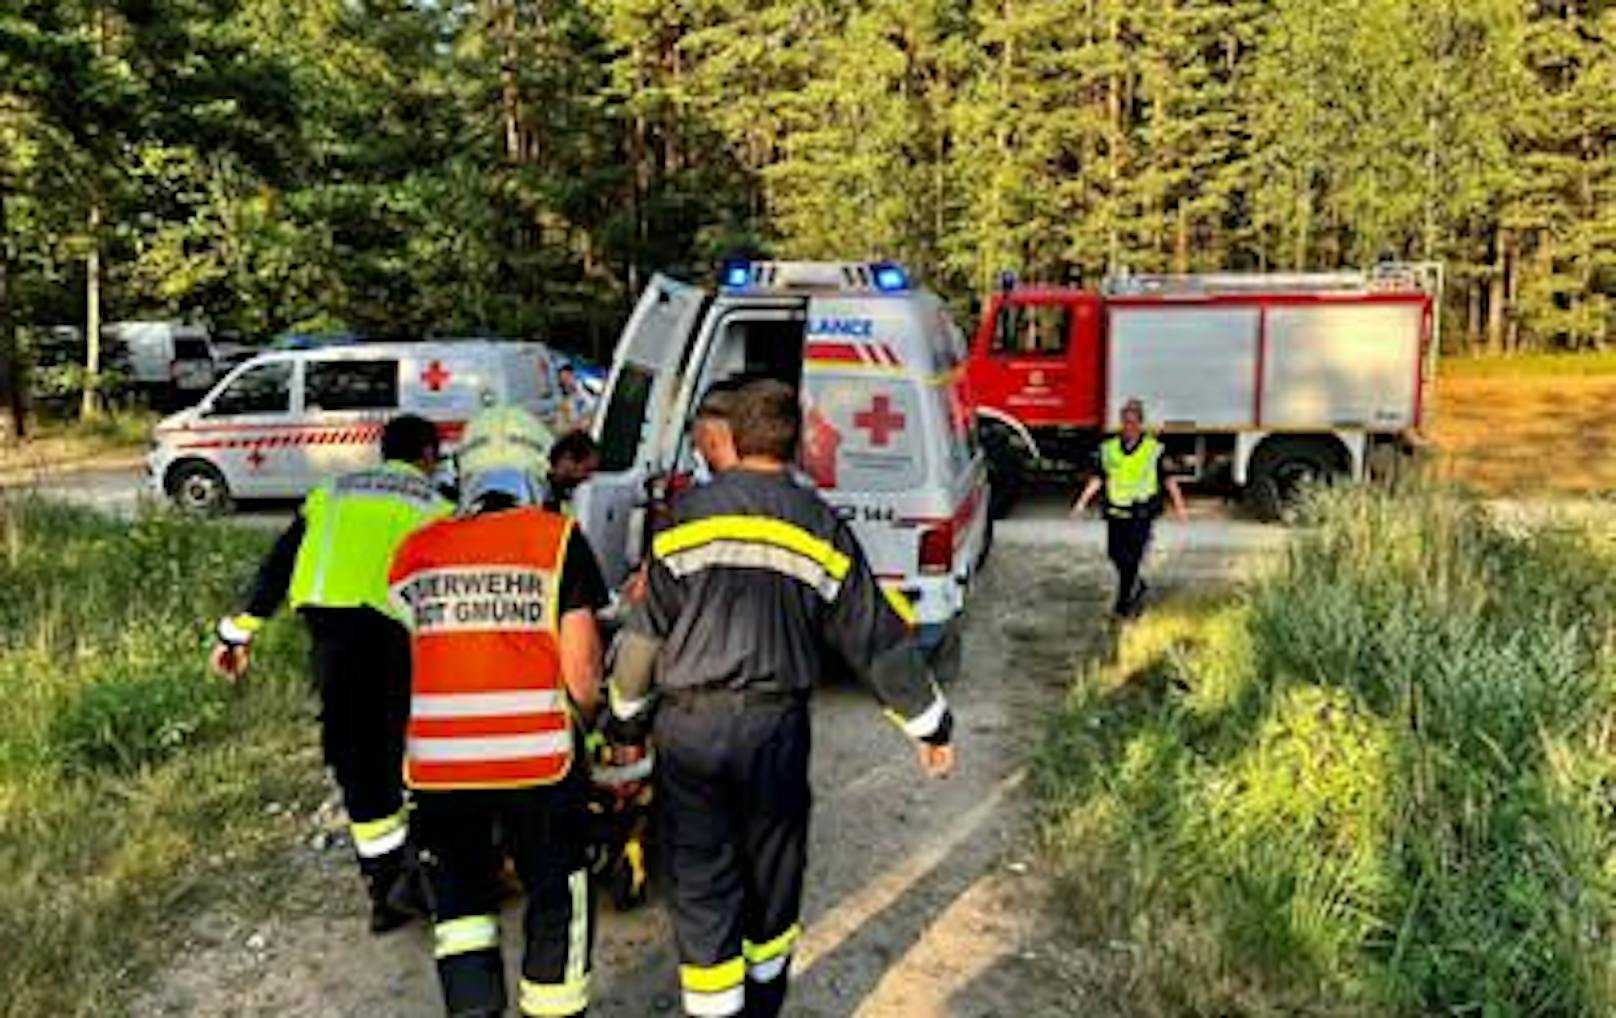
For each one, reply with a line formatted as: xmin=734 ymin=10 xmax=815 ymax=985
xmin=363 ymin=848 xmax=428 ymax=934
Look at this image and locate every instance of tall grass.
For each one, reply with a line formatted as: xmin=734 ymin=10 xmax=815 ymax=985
xmin=1440 ymin=350 xmax=1616 ymax=379
xmin=0 ymin=498 xmax=320 ymax=1016
xmin=1038 ymin=488 xmax=1616 ymax=1015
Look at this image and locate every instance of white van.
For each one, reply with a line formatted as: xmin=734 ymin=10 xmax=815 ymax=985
xmin=148 ymin=340 xmax=566 ymax=514
xmin=576 ymin=261 xmax=990 ymax=668
xmin=106 ymin=321 xmax=219 ymax=405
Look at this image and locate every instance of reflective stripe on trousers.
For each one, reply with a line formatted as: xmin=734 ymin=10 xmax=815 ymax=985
xmin=350 ymin=807 xmax=408 ymax=859
xmin=681 ymin=957 xmax=746 ymax=1017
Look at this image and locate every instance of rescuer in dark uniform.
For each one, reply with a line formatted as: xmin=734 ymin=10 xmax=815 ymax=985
xmin=209 ymin=414 xmax=452 ymax=932
xmin=604 ymin=378 xmax=957 ymax=1018
xmin=1071 ymin=398 xmax=1188 ymax=618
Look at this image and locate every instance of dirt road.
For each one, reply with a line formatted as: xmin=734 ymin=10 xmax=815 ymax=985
xmin=127 ymin=506 xmax=1272 ymax=1018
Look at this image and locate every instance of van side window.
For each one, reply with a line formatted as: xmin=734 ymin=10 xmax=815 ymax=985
xmin=992 ymin=303 xmax=1071 ymax=355
xmin=598 ymin=364 xmax=654 ymax=471
xmin=211 ymin=361 xmax=293 ymax=417
xmin=306 ymin=360 xmax=399 ymax=411
xmin=173 ymin=337 xmax=211 ymax=361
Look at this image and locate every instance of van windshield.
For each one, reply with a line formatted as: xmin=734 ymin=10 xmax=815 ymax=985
xmin=801 ymin=375 xmax=925 ymax=492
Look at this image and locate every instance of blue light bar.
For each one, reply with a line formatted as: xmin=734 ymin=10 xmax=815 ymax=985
xmin=872 ymin=262 xmax=909 ymax=292
xmin=721 ymin=262 xmax=752 ymax=289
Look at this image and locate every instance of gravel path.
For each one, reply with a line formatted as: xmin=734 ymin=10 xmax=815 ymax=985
xmin=126 ymin=512 xmax=1270 ymax=1018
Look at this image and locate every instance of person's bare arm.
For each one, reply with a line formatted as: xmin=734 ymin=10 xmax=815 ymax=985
xmin=1165 ymin=476 xmax=1189 ymax=522
xmin=1071 ymin=476 xmax=1103 ymax=517
xmin=559 ymin=607 xmax=603 ymax=722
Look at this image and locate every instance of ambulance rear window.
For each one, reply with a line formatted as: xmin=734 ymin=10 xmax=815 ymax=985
xmin=800 ymin=377 xmax=924 ymax=493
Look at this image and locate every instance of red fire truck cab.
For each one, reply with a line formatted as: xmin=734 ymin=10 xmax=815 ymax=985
xmin=967 ymin=265 xmax=1441 ymax=519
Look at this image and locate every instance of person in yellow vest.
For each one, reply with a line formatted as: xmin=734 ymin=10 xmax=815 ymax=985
xmin=1071 ymin=398 xmax=1188 ymax=618
xmin=209 ymin=414 xmax=452 ymax=932
xmin=388 ymin=411 xmax=608 ymax=1018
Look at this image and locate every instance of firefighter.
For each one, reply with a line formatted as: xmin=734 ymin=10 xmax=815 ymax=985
xmin=209 ymin=414 xmax=452 ymax=932
xmin=1070 ymin=398 xmax=1188 ymax=618
xmin=388 ymin=408 xmax=609 ymax=1018
xmin=604 ymin=378 xmax=957 ymax=1018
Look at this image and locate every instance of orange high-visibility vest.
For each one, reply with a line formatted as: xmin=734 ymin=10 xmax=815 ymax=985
xmin=388 ymin=507 xmax=576 ymax=790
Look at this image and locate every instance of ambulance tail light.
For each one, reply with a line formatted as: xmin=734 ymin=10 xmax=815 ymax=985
xmin=918 ymin=521 xmax=954 ymax=575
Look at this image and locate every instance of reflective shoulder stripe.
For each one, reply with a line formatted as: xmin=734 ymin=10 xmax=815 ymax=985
xmin=435 ymin=914 xmax=501 ymax=959
xmin=653 ymin=515 xmax=851 ymax=581
xmin=660 ymin=541 xmax=843 ymax=600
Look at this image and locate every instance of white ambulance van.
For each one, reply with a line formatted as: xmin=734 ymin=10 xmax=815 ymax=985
xmin=576 ymin=260 xmax=990 ymax=671
xmin=148 ymin=340 xmax=563 ymax=514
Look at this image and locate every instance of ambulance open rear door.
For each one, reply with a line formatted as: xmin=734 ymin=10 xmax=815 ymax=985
xmin=576 ymin=274 xmax=708 ymax=587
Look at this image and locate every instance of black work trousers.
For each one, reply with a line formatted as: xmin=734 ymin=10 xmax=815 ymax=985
xmin=656 ymin=695 xmax=811 ymax=1018
xmin=1105 ymin=513 xmax=1155 ymax=615
xmin=413 ymin=762 xmax=595 ymax=1018
xmin=304 ymin=606 xmax=413 ymax=896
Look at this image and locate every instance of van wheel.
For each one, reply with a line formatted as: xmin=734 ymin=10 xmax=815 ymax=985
xmin=1244 ymin=437 xmax=1348 ymax=524
xmin=981 ymin=422 xmax=1028 ymax=519
xmin=167 ymin=460 xmax=233 ymax=516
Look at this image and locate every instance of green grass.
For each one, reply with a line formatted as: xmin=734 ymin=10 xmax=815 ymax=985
xmin=0 ymin=498 xmax=323 ymax=1017
xmin=1037 ymin=488 xmax=1616 ymax=1016
xmin=1439 ymin=350 xmax=1616 ymax=379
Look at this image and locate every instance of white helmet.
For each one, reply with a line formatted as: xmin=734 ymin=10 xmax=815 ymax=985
xmin=457 ymin=405 xmax=553 ymax=513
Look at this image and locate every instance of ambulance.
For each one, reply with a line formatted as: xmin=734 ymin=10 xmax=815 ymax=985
xmin=576 ymin=261 xmax=990 ymax=673
xmin=148 ymin=340 xmax=568 ymax=514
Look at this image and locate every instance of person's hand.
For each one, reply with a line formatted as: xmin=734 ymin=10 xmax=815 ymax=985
xmin=1068 ymin=499 xmax=1090 ymax=520
xmin=916 ymin=741 xmax=956 ymax=779
xmin=1173 ymin=504 xmax=1190 ymax=524
xmin=209 ymin=642 xmax=251 ymax=682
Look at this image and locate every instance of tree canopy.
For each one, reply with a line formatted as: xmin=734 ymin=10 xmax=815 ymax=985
xmin=1 ymin=0 xmax=1611 ymax=399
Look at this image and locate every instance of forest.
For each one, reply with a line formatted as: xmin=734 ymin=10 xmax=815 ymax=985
xmin=1 ymin=0 xmax=1612 ymax=400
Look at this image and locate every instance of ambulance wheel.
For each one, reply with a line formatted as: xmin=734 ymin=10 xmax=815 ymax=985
xmin=981 ymin=423 xmax=1028 ymax=519
xmin=167 ymin=460 xmax=233 ymax=516
xmin=1245 ymin=437 xmax=1348 ymax=524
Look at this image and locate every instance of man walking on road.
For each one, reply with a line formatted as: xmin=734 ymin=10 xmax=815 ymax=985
xmin=1071 ymin=398 xmax=1188 ymax=618
xmin=604 ymin=378 xmax=957 ymax=1018
xmin=209 ymin=414 xmax=452 ymax=932
xmin=389 ymin=409 xmax=609 ymax=1018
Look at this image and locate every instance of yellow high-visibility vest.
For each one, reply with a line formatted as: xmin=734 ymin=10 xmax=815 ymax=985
xmin=1100 ymin=435 xmax=1163 ymax=508
xmin=288 ymin=461 xmax=452 ymax=619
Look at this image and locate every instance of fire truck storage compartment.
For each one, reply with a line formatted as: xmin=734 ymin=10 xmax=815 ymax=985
xmin=1106 ymin=305 xmax=1259 ymax=428
xmin=1262 ymin=302 xmax=1424 ymax=430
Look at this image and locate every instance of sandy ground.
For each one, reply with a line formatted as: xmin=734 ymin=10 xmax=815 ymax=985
xmin=121 ymin=502 xmax=1271 ymax=1018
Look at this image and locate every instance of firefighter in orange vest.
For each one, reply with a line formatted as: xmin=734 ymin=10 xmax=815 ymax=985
xmin=388 ymin=411 xmax=609 ymax=1018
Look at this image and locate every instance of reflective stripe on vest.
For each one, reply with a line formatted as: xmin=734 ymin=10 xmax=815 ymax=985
xmin=288 ymin=461 xmax=451 ymax=618
xmin=390 ymin=507 xmax=575 ymax=790
xmin=1101 ymin=436 xmax=1162 ymax=508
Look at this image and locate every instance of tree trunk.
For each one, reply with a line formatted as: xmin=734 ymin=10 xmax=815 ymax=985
xmin=1467 ymin=278 xmax=1483 ymax=353
xmin=1487 ymin=227 xmax=1508 ymax=353
xmin=0 ymin=186 xmax=25 ymax=440
xmin=81 ymin=201 xmax=103 ymax=421
xmin=499 ymin=0 xmax=525 ymax=164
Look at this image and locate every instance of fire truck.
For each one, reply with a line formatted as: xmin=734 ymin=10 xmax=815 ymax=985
xmin=966 ymin=264 xmax=1442 ymax=519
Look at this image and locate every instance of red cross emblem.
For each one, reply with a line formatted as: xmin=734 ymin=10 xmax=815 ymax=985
xmin=246 ymin=447 xmax=267 ymax=470
xmin=853 ymin=394 xmax=906 ymax=447
xmin=421 ymin=360 xmax=452 ymax=392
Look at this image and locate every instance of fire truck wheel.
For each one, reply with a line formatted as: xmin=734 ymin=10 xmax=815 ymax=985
xmin=981 ymin=423 xmax=1028 ymax=519
xmin=1245 ymin=436 xmax=1349 ymax=523
xmin=167 ymin=460 xmax=234 ymax=517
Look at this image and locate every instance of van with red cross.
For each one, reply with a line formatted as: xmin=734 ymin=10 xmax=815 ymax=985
xmin=575 ymin=261 xmax=990 ymax=674
xmin=148 ymin=340 xmax=568 ymax=514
